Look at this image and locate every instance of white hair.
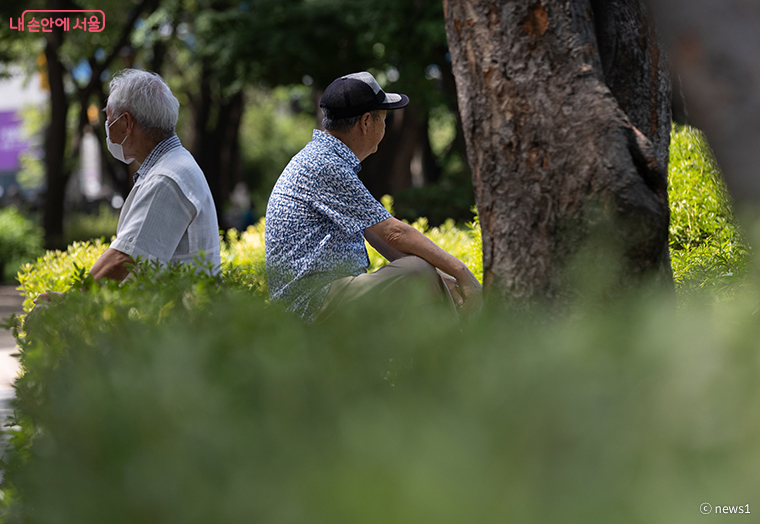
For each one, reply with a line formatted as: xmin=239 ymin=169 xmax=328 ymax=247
xmin=107 ymin=69 xmax=179 ymax=137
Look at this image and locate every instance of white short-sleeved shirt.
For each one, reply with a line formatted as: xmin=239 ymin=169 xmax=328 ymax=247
xmin=110 ymin=136 xmax=221 ymax=274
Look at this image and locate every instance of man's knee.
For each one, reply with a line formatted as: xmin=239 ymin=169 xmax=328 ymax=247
xmin=395 ymin=255 xmax=432 ymax=271
xmin=392 ymin=256 xmax=442 ymax=291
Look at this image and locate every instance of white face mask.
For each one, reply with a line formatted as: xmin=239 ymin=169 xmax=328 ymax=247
xmin=105 ymin=113 xmax=135 ymax=164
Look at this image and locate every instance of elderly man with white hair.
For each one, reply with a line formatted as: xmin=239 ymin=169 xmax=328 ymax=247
xmin=35 ymin=69 xmax=220 ymax=303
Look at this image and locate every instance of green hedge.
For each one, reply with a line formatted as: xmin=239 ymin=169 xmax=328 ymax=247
xmin=14 ymin=202 xmax=481 ymax=311
xmin=15 ymin=223 xmax=271 ymax=312
xmin=1 ymin=125 xmax=756 ymax=523
xmin=2 ymin=268 xmax=760 ymax=523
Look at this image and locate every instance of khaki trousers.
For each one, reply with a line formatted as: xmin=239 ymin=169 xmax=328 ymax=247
xmin=315 ymin=255 xmax=457 ymax=322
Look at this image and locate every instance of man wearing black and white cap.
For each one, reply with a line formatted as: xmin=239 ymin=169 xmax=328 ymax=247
xmin=265 ymin=72 xmax=482 ymax=322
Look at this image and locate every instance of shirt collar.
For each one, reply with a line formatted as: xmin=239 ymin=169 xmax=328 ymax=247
xmin=133 ymin=135 xmax=182 ymax=183
xmin=311 ymin=129 xmax=361 ymax=174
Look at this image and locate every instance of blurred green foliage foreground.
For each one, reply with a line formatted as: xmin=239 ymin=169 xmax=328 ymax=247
xmin=0 ymin=125 xmax=757 ymax=523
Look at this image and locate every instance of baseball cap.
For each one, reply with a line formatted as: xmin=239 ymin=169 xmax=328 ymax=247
xmin=320 ymin=72 xmax=409 ymax=119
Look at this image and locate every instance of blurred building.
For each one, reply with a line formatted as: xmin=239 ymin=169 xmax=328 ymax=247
xmin=0 ymin=71 xmax=46 ymax=205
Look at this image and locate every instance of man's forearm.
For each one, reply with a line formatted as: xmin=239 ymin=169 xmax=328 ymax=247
xmin=90 ymin=248 xmax=135 ymax=282
xmin=366 ymin=217 xmax=482 ymax=314
xmin=395 ymin=227 xmax=470 ymax=278
xmin=367 ymin=218 xmax=471 ymax=278
xmin=364 ymin=228 xmax=407 ymax=262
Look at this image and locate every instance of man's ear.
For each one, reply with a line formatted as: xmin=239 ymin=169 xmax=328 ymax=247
xmin=123 ymin=111 xmax=135 ymax=131
xmin=360 ymin=112 xmax=372 ymax=135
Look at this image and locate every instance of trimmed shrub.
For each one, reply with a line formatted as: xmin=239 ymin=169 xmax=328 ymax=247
xmin=15 ymin=240 xmax=109 ymax=312
xmin=220 ymin=219 xmax=268 ymax=295
xmin=14 ymin=225 xmax=268 ymax=314
xmin=15 ymin=213 xmax=482 ymax=314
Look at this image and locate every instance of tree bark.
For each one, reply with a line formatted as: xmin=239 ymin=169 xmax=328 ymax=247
xmin=443 ymin=0 xmax=672 ymax=305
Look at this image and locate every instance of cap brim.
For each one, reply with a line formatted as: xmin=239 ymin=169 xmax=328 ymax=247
xmin=378 ymin=93 xmax=409 ymax=111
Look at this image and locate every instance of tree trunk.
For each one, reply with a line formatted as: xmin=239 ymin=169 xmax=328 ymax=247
xmin=217 ymin=90 xmax=245 ymax=212
xmin=39 ymin=0 xmax=159 ymax=245
xmin=190 ymin=62 xmax=244 ymax=229
xmin=443 ymin=0 xmax=672 ymax=305
xmin=42 ymin=26 xmax=69 ymax=249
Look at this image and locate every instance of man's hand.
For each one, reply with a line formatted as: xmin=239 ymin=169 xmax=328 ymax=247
xmin=368 ymin=217 xmax=484 ymax=315
xmin=455 ymin=271 xmax=483 ymax=316
xmin=89 ymin=248 xmax=134 ymax=282
xmin=33 ymin=291 xmax=64 ymax=305
xmin=437 ymin=268 xmax=483 ymax=315
xmin=437 ymin=269 xmax=464 ymax=307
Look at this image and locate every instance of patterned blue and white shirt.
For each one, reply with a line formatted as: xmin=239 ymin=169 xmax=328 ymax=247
xmin=265 ymin=129 xmax=392 ymax=321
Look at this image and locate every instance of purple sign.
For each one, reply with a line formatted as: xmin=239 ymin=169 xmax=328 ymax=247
xmin=0 ymin=111 xmax=29 ymax=171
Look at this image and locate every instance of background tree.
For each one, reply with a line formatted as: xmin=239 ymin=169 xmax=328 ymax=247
xmin=199 ymin=0 xmax=477 ymax=224
xmin=651 ymin=0 xmax=760 ymax=208
xmin=443 ymin=0 xmax=672 ymax=305
xmin=2 ymin=0 xmax=481 ymax=237
xmin=0 ymin=0 xmax=162 ymax=248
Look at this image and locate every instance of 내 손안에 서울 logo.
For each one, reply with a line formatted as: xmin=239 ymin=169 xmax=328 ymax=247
xmin=8 ymin=10 xmax=105 ymax=33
